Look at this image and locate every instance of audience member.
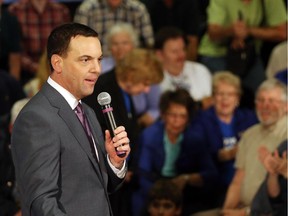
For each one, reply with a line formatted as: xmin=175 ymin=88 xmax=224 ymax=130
xmin=8 ymin=0 xmax=71 ymax=84
xmin=274 ymin=69 xmax=287 ymax=86
xmin=101 ymin=22 xmax=161 ymax=127
xmin=190 ymin=71 xmax=259 ymax=208
xmin=0 ymin=120 xmax=19 ymax=216
xmin=251 ymin=139 xmax=287 ymax=216
xmin=133 ymin=89 xmax=219 ymax=216
xmin=266 ymin=41 xmax=287 ymax=80
xmin=74 ymin=0 xmax=154 ymax=57
xmin=0 ymin=70 xmax=26 ymax=118
xmin=1 ymin=98 xmax=31 ymax=216
xmin=155 ymin=26 xmax=213 ymax=109
xmin=23 ymin=51 xmax=50 ymax=98
xmin=198 ymin=0 xmax=287 ymax=95
xmin=83 ymin=48 xmax=163 ymax=216
xmin=222 ymin=78 xmax=287 ymax=215
xmin=146 ymin=179 xmax=183 ymax=216
xmin=101 ymin=22 xmax=139 ymax=73
xmin=0 ymin=0 xmax=21 ymax=80
xmin=146 ymin=0 xmax=201 ymax=61
xmin=0 ymin=73 xmax=26 ymax=216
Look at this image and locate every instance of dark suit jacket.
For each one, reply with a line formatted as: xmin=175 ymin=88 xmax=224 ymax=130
xmin=11 ymin=82 xmax=125 ymax=216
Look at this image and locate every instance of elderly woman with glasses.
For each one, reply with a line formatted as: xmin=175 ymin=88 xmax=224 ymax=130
xmin=190 ymin=71 xmax=259 ymax=208
xmin=133 ymin=89 xmax=219 ymax=216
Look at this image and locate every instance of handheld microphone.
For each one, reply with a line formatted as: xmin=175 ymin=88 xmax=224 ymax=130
xmin=97 ymin=92 xmax=127 ymax=158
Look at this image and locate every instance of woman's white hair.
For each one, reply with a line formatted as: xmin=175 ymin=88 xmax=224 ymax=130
xmin=105 ymin=22 xmax=139 ymax=48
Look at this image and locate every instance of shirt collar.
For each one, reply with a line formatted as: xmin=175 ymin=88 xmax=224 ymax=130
xmin=47 ymin=76 xmax=80 ymax=110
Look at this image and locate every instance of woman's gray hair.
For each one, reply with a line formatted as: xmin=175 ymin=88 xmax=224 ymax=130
xmin=105 ymin=22 xmax=139 ymax=48
xmin=256 ymin=78 xmax=287 ymax=102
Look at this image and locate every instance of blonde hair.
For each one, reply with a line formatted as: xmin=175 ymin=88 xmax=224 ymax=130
xmin=212 ymin=71 xmax=242 ymax=96
xmin=37 ymin=51 xmax=50 ymax=89
xmin=115 ymin=48 xmax=163 ymax=84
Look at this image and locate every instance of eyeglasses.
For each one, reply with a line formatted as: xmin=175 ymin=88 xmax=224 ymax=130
xmin=214 ymin=91 xmax=238 ymax=97
xmin=255 ymin=98 xmax=284 ymax=105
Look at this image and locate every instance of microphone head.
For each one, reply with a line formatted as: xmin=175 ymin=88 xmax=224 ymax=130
xmin=97 ymin=92 xmax=112 ymax=106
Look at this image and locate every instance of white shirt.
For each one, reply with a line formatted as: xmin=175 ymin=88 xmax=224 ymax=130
xmin=160 ymin=61 xmax=212 ymax=101
xmin=47 ymin=77 xmax=126 ymax=178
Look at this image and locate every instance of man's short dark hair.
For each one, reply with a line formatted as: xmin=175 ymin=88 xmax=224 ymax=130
xmin=159 ymin=88 xmax=196 ymax=118
xmin=154 ymin=26 xmax=186 ymax=50
xmin=47 ymin=22 xmax=99 ymax=70
xmin=148 ymin=179 xmax=182 ymax=208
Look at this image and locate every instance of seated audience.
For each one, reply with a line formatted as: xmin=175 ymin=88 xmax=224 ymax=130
xmin=133 ymin=89 xmax=219 ymax=216
xmin=191 ymin=71 xmax=258 ymax=207
xmin=251 ymin=139 xmax=287 ymax=216
xmin=83 ymin=48 xmax=163 ymax=216
xmin=146 ymin=179 xmax=183 ymax=216
xmin=0 ymin=0 xmax=21 ymax=81
xmin=146 ymin=0 xmax=201 ymax=61
xmin=101 ymin=22 xmax=161 ymax=128
xmin=0 ymin=98 xmax=29 ymax=216
xmin=222 ymin=78 xmax=287 ymax=215
xmin=198 ymin=0 xmax=287 ymax=97
xmin=155 ymin=26 xmax=213 ymax=109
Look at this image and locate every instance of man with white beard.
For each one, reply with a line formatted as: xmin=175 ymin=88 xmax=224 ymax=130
xmin=222 ymin=78 xmax=287 ymax=216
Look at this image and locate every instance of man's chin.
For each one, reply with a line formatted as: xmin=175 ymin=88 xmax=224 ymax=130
xmin=261 ymin=119 xmax=276 ymax=127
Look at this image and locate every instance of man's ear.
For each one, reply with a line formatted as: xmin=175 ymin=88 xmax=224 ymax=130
xmin=51 ymin=54 xmax=63 ymax=73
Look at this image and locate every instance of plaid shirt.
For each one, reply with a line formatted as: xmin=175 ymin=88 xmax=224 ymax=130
xmin=74 ymin=0 xmax=154 ymax=56
xmin=8 ymin=1 xmax=71 ymax=73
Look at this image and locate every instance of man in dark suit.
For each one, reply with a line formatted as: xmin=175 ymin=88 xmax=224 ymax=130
xmin=11 ymin=23 xmax=131 ymax=216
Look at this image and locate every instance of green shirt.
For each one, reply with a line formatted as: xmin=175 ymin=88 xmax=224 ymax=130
xmin=199 ymin=0 xmax=287 ymax=57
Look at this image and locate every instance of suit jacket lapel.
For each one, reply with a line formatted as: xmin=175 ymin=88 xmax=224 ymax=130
xmin=41 ymin=83 xmax=105 ymax=184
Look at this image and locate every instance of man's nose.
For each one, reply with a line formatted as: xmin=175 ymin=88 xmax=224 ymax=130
xmin=92 ymin=59 xmax=101 ymax=73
